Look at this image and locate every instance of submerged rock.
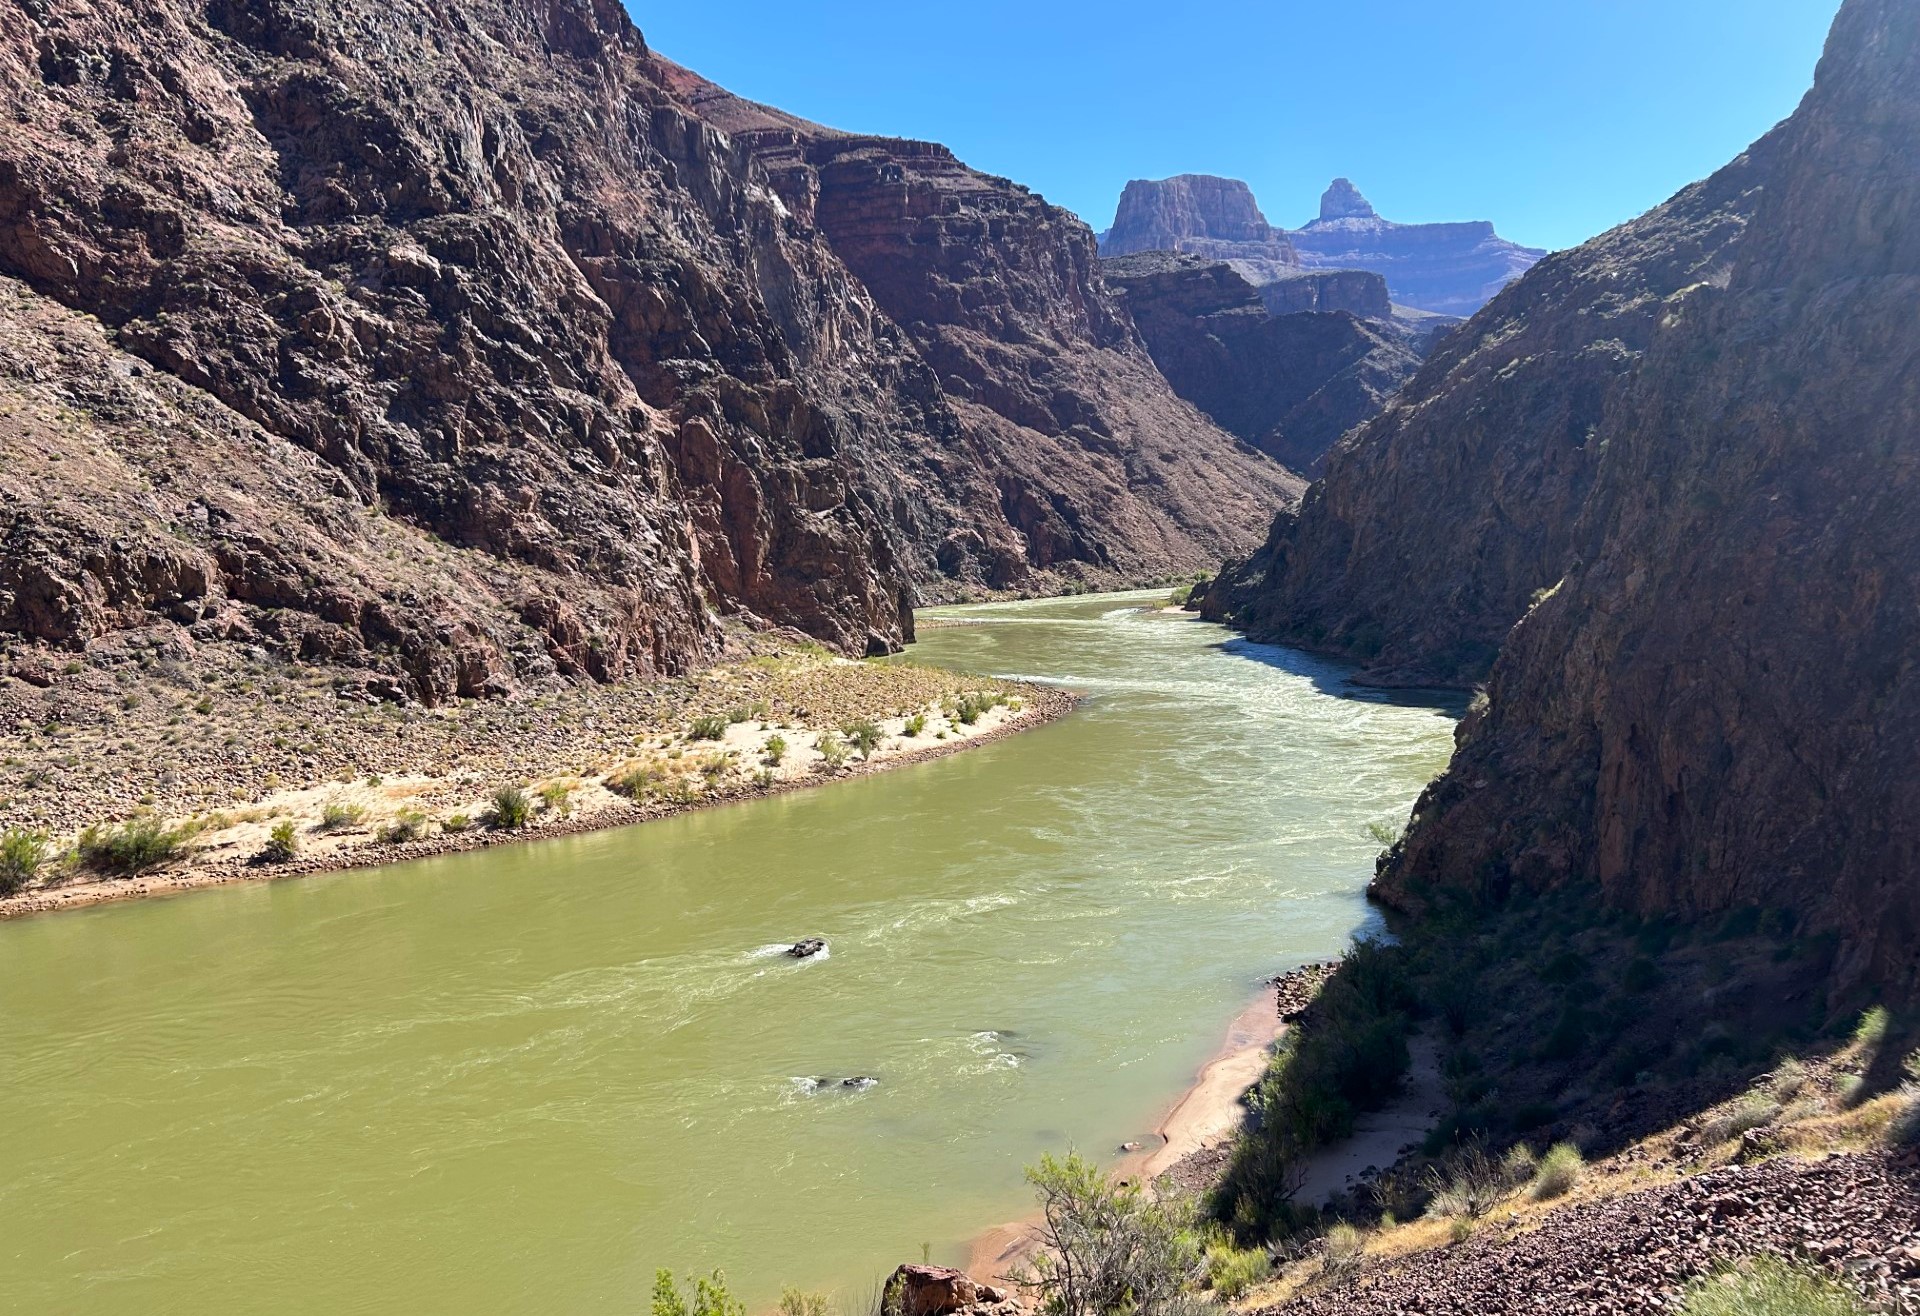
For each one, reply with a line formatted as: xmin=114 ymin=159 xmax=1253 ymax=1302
xmin=787 ymin=938 xmax=828 ymax=959
xmin=841 ymin=1076 xmax=878 ymax=1090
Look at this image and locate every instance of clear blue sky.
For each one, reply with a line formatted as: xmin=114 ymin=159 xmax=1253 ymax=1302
xmin=631 ymin=0 xmax=1840 ymax=252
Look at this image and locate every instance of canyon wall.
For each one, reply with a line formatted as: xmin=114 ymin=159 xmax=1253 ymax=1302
xmin=1204 ymin=148 xmax=1770 ymax=687
xmin=1101 ymin=253 xmax=1418 ymax=474
xmin=1378 ymin=0 xmax=1920 ymax=994
xmin=0 ymin=0 xmax=1297 ymax=704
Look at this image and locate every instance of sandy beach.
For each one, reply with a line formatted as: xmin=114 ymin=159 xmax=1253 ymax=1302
xmin=966 ymin=981 xmax=1288 ymax=1283
xmin=0 ymin=659 xmax=1075 ymax=920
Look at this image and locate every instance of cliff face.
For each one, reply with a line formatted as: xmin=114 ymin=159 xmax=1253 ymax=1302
xmin=1100 ymin=175 xmax=1544 ymax=316
xmin=658 ymin=70 xmax=1303 ymax=585
xmin=1383 ymin=0 xmax=1920 ymax=995
xmin=1101 ymin=253 xmax=1418 ymax=474
xmin=1099 ymin=174 xmax=1303 ymax=284
xmin=1290 ymin=179 xmax=1547 ymax=317
xmin=1205 ymin=149 xmax=1769 ymax=687
xmin=0 ymin=0 xmax=1296 ymax=702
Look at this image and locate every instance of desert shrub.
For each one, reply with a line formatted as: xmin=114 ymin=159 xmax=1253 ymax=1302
xmin=904 ymin=713 xmax=927 ymax=736
xmin=762 ymin=735 xmax=788 ymax=766
xmin=608 ymin=763 xmax=668 ymax=799
xmin=842 ymin=719 xmax=884 ymax=760
xmin=1015 ymin=1150 xmax=1203 ymax=1316
xmin=257 ymin=819 xmax=300 ymax=864
xmin=1622 ymin=956 xmax=1663 ymax=993
xmin=1529 ymin=1143 xmax=1584 ymax=1200
xmin=378 ymin=809 xmax=429 ymax=844
xmin=689 ymin=714 xmax=730 ymax=741
xmin=1500 ymin=1144 xmax=1539 ymax=1184
xmin=1701 ymin=1091 xmax=1781 ymax=1147
xmin=1423 ymin=1143 xmax=1507 ymax=1220
xmin=77 ymin=813 xmax=189 ymax=874
xmin=1679 ymin=1256 xmax=1866 ymax=1316
xmin=947 ymin=691 xmax=1005 ymax=726
xmin=1205 ymin=1238 xmax=1271 ymax=1297
xmin=318 ymin=797 xmax=367 ymax=832
xmin=1767 ymin=1058 xmax=1808 ymax=1102
xmin=777 ymin=1288 xmax=827 ymax=1316
xmin=538 ymin=782 xmax=575 ymax=817
xmin=1365 ymin=819 xmax=1402 ymax=848
xmin=0 ymin=826 xmax=50 ymax=894
xmin=816 ymin=732 xmax=850 ymax=771
xmin=444 ymin=813 xmax=472 ymax=833
xmin=487 ymin=785 xmax=534 ymax=830
xmin=1318 ymin=1223 xmax=1363 ymax=1282
xmin=652 ymin=1270 xmax=745 ymax=1316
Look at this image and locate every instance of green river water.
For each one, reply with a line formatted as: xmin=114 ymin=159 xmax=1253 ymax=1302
xmin=0 ymin=592 xmax=1459 ymax=1314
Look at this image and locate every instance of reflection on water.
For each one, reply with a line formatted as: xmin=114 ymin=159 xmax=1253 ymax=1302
xmin=0 ymin=592 xmax=1457 ymax=1314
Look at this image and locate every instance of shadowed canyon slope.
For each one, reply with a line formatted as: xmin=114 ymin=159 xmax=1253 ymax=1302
xmin=1204 ymin=146 xmax=1770 ymax=687
xmin=1100 ymin=174 xmax=1544 ymax=316
xmin=0 ymin=0 xmax=1296 ymax=703
xmin=1352 ymin=0 xmax=1920 ymax=995
xmin=1100 ymin=253 xmax=1419 ymax=474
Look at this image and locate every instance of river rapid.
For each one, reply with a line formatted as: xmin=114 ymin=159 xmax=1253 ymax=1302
xmin=0 ymin=592 xmax=1459 ymax=1313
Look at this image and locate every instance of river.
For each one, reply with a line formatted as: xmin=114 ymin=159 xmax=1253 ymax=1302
xmin=0 ymin=592 xmax=1459 ymax=1313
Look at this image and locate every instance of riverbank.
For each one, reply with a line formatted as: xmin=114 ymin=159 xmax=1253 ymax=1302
xmin=0 ymin=646 xmax=1074 ymax=919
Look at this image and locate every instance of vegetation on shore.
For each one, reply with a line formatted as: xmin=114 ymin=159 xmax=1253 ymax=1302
xmin=0 ymin=648 xmax=1049 ymax=908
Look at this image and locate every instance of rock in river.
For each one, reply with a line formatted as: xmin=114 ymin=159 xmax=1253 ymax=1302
xmin=787 ymin=938 xmax=828 ymax=959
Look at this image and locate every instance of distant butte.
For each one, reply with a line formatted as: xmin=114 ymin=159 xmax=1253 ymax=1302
xmin=1100 ymin=175 xmax=1545 ymax=317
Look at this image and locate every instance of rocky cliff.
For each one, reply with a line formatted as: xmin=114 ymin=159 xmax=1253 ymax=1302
xmin=1101 ymin=253 xmax=1418 ymax=473
xmin=1289 ymin=178 xmax=1546 ymax=316
xmin=1099 ymin=174 xmax=1303 ymax=284
xmin=658 ymin=69 xmax=1302 ymax=586
xmin=0 ymin=0 xmax=1297 ymax=703
xmin=1101 ymin=174 xmax=1544 ymax=316
xmin=1378 ymin=0 xmax=1920 ymax=996
xmin=1204 ymin=147 xmax=1770 ymax=687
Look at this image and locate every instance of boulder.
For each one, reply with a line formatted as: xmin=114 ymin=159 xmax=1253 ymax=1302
xmin=787 ymin=938 xmax=827 ymax=959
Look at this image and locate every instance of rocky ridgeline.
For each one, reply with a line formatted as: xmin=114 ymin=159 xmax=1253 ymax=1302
xmin=1101 ymin=255 xmax=1418 ymax=473
xmin=0 ymin=0 xmax=1297 ymax=708
xmin=1100 ymin=175 xmax=1542 ymax=317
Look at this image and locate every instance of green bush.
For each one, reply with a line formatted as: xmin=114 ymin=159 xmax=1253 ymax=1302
xmin=1206 ymin=1237 xmax=1271 ymax=1297
xmin=378 ymin=809 xmax=429 ymax=844
xmin=487 ymin=785 xmax=534 ymax=830
xmin=77 ymin=813 xmax=189 ymax=874
xmin=1015 ymin=1151 xmax=1202 ymax=1316
xmin=777 ymin=1289 xmax=827 ymax=1316
xmin=762 ymin=735 xmax=788 ymax=767
xmin=538 ymin=782 xmax=575 ymax=817
xmin=257 ymin=819 xmax=300 ymax=864
xmin=1701 ymin=1090 xmax=1781 ymax=1146
xmin=608 ymin=763 xmax=667 ymax=799
xmin=1423 ymin=1143 xmax=1507 ymax=1220
xmin=842 ymin=719 xmax=884 ymax=760
xmin=652 ymin=1270 xmax=745 ymax=1316
xmin=1679 ymin=1256 xmax=1866 ymax=1316
xmin=816 ymin=732 xmax=850 ymax=771
xmin=1213 ymin=939 xmax=1414 ymax=1238
xmin=0 ymin=826 xmax=50 ymax=895
xmin=1529 ymin=1143 xmax=1584 ymax=1200
xmin=318 ymin=797 xmax=367 ymax=832
xmin=689 ymin=714 xmax=730 ymax=741
xmin=1318 ymin=1222 xmax=1363 ymax=1282
xmin=444 ymin=813 xmax=472 ymax=833
xmin=904 ymin=712 xmax=927 ymax=737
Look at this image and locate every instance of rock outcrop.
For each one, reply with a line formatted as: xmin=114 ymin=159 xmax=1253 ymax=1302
xmin=657 ymin=67 xmax=1303 ymax=589
xmin=1099 ymin=174 xmax=1303 ymax=285
xmin=887 ymin=1265 xmax=1017 ymax=1316
xmin=1102 ymin=253 xmax=1418 ymax=473
xmin=1289 ymin=178 xmax=1546 ymax=316
xmin=1374 ymin=0 xmax=1920 ymax=996
xmin=0 ymin=0 xmax=1297 ymax=704
xmin=1204 ymin=147 xmax=1769 ymax=686
xmin=1100 ymin=175 xmax=1544 ymax=316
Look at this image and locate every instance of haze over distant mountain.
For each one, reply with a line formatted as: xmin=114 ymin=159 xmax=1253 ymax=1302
xmin=1100 ymin=175 xmax=1546 ymax=317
